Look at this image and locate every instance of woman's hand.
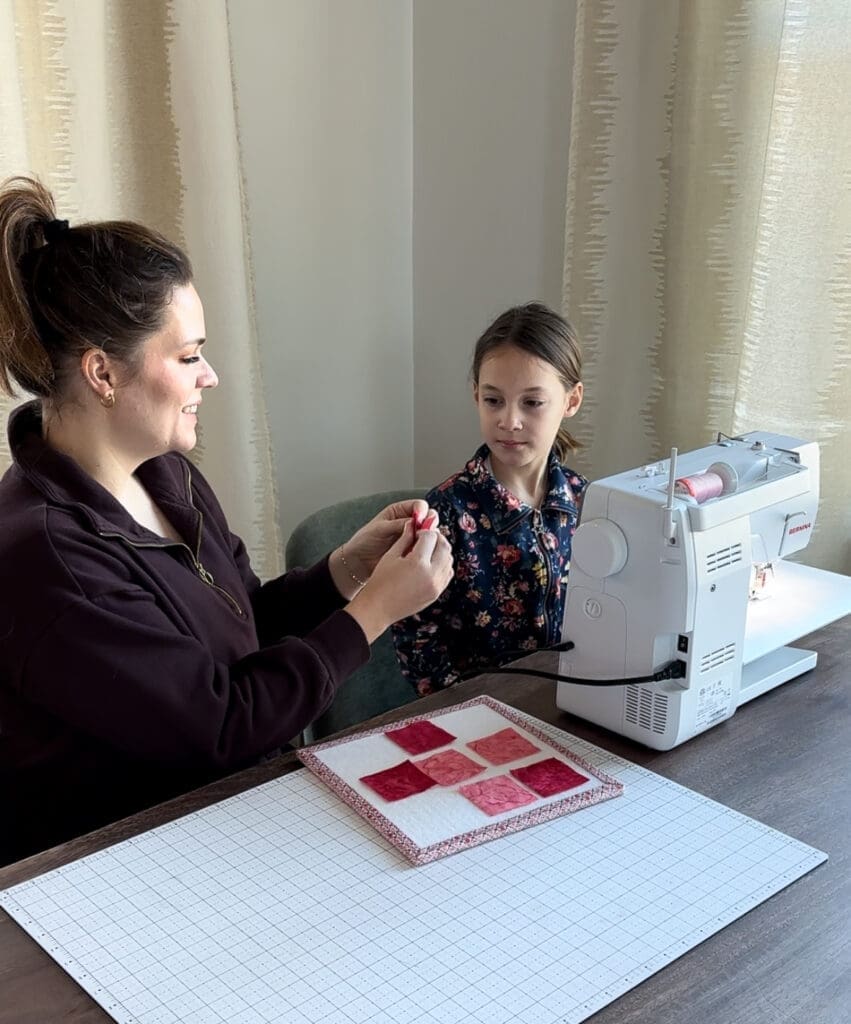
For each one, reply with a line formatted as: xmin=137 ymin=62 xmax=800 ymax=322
xmin=344 ymin=520 xmax=453 ymax=643
xmin=347 ymin=497 xmax=432 ymax=573
xmin=329 ymin=498 xmax=435 ymax=598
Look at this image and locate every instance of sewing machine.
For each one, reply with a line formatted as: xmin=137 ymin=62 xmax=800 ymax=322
xmin=557 ymin=432 xmax=851 ymax=750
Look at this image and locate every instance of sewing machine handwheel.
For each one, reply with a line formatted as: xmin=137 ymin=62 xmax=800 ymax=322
xmin=572 ymin=519 xmax=628 ymax=579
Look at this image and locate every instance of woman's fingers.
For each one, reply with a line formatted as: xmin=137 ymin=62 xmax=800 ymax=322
xmin=379 ymin=497 xmax=429 ymax=523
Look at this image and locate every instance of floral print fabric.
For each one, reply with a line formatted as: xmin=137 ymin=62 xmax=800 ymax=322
xmin=392 ymin=444 xmax=588 ymax=695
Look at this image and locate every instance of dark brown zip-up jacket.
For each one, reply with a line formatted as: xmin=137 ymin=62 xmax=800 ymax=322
xmin=0 ymin=402 xmax=369 ymax=863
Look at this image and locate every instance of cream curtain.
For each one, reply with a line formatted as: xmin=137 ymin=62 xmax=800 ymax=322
xmin=563 ymin=0 xmax=851 ymax=572
xmin=0 ymin=0 xmax=281 ymax=578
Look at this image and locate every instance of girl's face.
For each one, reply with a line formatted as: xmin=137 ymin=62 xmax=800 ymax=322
xmin=474 ymin=344 xmax=582 ymax=472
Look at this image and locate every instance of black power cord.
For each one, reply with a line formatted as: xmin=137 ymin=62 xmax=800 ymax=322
xmin=460 ymin=640 xmax=688 ymax=688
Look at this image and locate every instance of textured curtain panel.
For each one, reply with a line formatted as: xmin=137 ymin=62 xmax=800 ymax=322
xmin=563 ymin=0 xmax=851 ymax=572
xmin=0 ymin=0 xmax=281 ymax=578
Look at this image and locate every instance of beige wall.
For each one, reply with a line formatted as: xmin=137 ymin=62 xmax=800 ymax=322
xmin=228 ymin=0 xmax=414 ymax=540
xmin=413 ymin=0 xmax=577 ymax=487
xmin=229 ymin=0 xmax=575 ymax=542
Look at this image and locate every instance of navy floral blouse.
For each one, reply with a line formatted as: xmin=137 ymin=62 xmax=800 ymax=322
xmin=392 ymin=444 xmax=588 ymax=696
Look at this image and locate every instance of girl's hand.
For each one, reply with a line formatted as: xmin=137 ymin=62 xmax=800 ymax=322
xmin=344 ymin=522 xmax=453 ymax=643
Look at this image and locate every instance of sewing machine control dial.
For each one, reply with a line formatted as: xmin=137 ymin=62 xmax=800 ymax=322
xmin=572 ymin=519 xmax=628 ymax=579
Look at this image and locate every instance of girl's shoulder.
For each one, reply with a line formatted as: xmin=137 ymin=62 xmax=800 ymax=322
xmin=562 ymin=465 xmax=590 ymax=495
xmin=550 ymin=456 xmax=590 ymax=505
xmin=426 ymin=447 xmax=491 ymax=509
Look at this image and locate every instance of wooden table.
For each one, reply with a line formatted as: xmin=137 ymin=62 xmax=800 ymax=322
xmin=1 ymin=618 xmax=848 ymax=1024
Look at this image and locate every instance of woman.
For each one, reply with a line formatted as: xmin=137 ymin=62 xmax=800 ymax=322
xmin=0 ymin=176 xmax=452 ymax=863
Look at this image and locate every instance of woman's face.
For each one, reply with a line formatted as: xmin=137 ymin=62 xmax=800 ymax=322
xmin=112 ymin=283 xmax=218 ymax=461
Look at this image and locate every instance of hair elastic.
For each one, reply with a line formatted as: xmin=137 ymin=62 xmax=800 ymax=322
xmin=43 ymin=219 xmax=70 ymax=243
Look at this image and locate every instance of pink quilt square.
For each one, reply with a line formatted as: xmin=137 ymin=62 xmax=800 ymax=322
xmin=510 ymin=757 xmax=589 ymax=797
xmin=459 ymin=776 xmax=537 ymax=817
xmin=360 ymin=761 xmax=436 ymax=802
xmin=466 ymin=727 xmax=541 ymax=766
xmin=415 ymin=750 xmax=485 ymax=787
xmin=385 ymin=720 xmax=456 ymax=755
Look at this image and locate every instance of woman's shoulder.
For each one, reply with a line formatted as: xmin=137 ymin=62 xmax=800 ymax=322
xmin=1 ymin=491 xmax=131 ymax=581
xmin=0 ymin=461 xmax=55 ymax=555
xmin=0 ymin=500 xmax=124 ymax=647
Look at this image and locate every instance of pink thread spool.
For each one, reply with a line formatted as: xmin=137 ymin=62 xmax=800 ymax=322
xmin=675 ymin=471 xmax=724 ymax=504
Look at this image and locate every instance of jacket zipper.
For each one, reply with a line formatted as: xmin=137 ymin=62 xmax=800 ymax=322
xmin=97 ymin=465 xmax=245 ymax=617
xmin=182 ymin=465 xmax=245 ymax=616
xmin=531 ymin=509 xmax=557 ymax=644
xmin=97 ymin=531 xmax=245 ymax=618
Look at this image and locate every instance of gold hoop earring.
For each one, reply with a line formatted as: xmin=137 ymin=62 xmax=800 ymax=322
xmin=100 ymin=391 xmax=116 ymax=409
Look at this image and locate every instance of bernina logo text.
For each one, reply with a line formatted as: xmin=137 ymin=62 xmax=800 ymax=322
xmin=788 ymin=522 xmax=811 ymax=535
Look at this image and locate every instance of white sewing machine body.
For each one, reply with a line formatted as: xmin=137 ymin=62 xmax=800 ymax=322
xmin=557 ymin=432 xmax=851 ymax=750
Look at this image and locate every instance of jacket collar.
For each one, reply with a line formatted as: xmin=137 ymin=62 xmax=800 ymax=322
xmin=465 ymin=444 xmax=582 ymax=533
xmin=8 ymin=401 xmax=196 ymax=545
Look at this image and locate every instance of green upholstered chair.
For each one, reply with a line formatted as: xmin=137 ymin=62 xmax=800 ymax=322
xmin=285 ymin=489 xmax=427 ymax=741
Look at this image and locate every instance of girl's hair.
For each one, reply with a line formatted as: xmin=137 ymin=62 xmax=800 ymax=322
xmin=471 ymin=301 xmax=582 ymax=463
xmin=0 ymin=175 xmax=192 ymax=398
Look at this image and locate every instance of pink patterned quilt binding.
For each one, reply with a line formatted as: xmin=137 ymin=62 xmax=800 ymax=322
xmin=297 ymin=696 xmax=624 ymax=866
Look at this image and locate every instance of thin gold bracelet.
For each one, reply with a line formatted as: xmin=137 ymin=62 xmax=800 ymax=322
xmin=339 ymin=545 xmax=367 ymax=588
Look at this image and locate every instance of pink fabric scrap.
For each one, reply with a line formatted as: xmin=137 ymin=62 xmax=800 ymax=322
xmin=360 ymin=760 xmax=437 ymax=802
xmin=385 ymin=720 xmax=456 ymax=755
xmin=415 ymin=749 xmax=486 ymax=787
xmin=459 ymin=775 xmax=537 ymax=817
xmin=466 ymin=727 xmax=541 ymax=766
xmin=510 ymin=757 xmax=588 ymax=797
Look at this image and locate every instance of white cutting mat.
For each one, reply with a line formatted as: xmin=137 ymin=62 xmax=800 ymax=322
xmin=0 ymin=719 xmax=826 ymax=1024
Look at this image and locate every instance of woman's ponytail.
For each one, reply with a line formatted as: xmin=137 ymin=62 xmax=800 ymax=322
xmin=0 ymin=176 xmax=57 ymax=396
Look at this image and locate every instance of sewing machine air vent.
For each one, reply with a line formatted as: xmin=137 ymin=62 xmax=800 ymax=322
xmin=700 ymin=643 xmax=736 ymax=673
xmin=624 ymin=686 xmax=668 ymax=735
xmin=706 ymin=543 xmax=743 ymax=573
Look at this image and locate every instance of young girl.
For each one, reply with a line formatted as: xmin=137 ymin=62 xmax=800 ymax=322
xmin=392 ymin=302 xmax=588 ymax=695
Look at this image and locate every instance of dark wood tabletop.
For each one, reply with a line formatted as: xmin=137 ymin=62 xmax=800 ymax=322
xmin=1 ymin=618 xmax=849 ymax=1024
